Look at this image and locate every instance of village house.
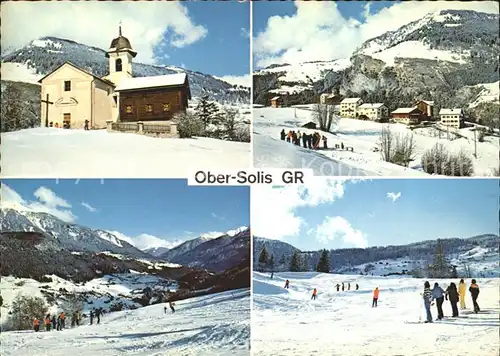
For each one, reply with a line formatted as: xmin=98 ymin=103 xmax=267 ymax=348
xmin=39 ymin=26 xmax=190 ymax=129
xmin=357 ymin=103 xmax=389 ymax=121
xmin=270 ymin=96 xmax=283 ymax=108
xmin=340 ymin=97 xmax=363 ymax=118
xmin=319 ymin=93 xmax=343 ymax=105
xmin=415 ymin=100 xmax=435 ymax=119
xmin=439 ymin=108 xmax=464 ymax=129
xmin=391 ymin=107 xmax=425 ymax=125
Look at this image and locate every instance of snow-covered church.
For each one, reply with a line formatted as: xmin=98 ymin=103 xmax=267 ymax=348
xmin=39 ymin=26 xmax=191 ymax=129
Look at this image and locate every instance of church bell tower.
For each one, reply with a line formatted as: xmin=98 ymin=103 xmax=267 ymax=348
xmin=103 ymin=25 xmax=137 ymax=86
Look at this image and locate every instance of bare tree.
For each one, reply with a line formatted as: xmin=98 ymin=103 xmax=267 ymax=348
xmin=173 ymin=111 xmax=204 ymax=138
xmin=379 ymin=126 xmax=393 ymax=162
xmin=378 ymin=126 xmax=416 ymax=166
xmin=312 ymin=104 xmax=337 ymax=132
xmin=422 ymin=144 xmax=474 ymax=176
xmin=447 ymin=149 xmax=474 ymax=176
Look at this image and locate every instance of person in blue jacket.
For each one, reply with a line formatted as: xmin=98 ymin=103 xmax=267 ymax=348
xmin=432 ymin=282 xmax=446 ymax=320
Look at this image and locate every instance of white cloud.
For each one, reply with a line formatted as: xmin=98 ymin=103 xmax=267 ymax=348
xmin=310 ymin=216 xmax=368 ymax=248
xmin=387 ymin=192 xmax=402 ymax=202
xmin=216 ymin=74 xmax=251 ymax=88
xmin=1 ymin=1 xmax=207 ymax=64
xmin=240 ymin=27 xmax=250 ymax=38
xmin=253 ymin=1 xmax=499 ymax=67
xmin=81 ymin=201 xmax=98 ymax=212
xmin=251 ymin=178 xmax=346 ymax=240
xmin=1 ymin=184 xmax=76 ymax=223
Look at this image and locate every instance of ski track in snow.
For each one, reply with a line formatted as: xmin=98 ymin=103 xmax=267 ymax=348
xmin=1 ymin=128 xmax=250 ymax=178
xmin=252 ymin=272 xmax=499 ymax=356
xmin=253 ymin=107 xmax=499 ymax=177
xmin=1 ymin=289 xmax=250 ymax=356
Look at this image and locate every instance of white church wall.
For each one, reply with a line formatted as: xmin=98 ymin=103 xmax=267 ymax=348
xmin=92 ymin=80 xmax=115 ymax=128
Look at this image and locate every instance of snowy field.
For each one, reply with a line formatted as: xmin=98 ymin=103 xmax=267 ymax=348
xmin=1 ymin=128 xmax=250 ymax=178
xmin=1 ymin=288 xmax=250 ymax=356
xmin=253 ymin=107 xmax=499 ymax=176
xmin=252 ymin=272 xmax=499 ymax=356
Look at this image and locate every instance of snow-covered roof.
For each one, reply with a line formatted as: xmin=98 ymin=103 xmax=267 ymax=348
xmin=358 ymin=103 xmax=386 ymax=109
xmin=115 ymin=73 xmax=187 ymax=91
xmin=391 ymin=107 xmax=420 ymax=114
xmin=341 ymin=97 xmax=362 ymax=103
xmin=418 ymin=100 xmax=434 ymax=106
xmin=439 ymin=108 xmax=463 ymax=115
xmin=271 ymin=96 xmax=281 ymax=100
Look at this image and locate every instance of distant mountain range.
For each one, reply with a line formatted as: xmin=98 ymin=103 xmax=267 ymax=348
xmin=254 ymin=234 xmax=500 ymax=277
xmin=253 ymin=9 xmax=499 ymax=127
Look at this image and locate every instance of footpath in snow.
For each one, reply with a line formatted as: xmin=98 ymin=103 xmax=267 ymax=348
xmin=1 ymin=288 xmax=250 ymax=356
xmin=1 ymin=128 xmax=251 ymax=178
xmin=252 ymin=272 xmax=499 ymax=356
xmin=253 ymin=107 xmax=499 ymax=177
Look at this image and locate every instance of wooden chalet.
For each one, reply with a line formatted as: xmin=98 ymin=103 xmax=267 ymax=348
xmin=114 ymin=73 xmax=191 ymax=122
xmin=415 ymin=100 xmax=435 ymax=119
xmin=391 ymin=107 xmax=425 ymax=125
xmin=270 ymin=96 xmax=283 ymax=108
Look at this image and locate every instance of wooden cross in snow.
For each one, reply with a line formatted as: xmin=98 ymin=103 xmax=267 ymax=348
xmin=41 ymin=94 xmax=54 ymax=128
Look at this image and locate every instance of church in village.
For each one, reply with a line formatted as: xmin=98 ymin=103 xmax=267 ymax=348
xmin=39 ymin=26 xmax=191 ymax=129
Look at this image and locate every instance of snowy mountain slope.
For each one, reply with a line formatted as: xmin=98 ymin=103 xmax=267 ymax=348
xmin=254 ymin=234 xmax=499 ymax=277
xmin=160 ymin=227 xmax=251 ymax=272
xmin=1 ymin=127 xmax=251 ymax=178
xmin=253 ymin=9 xmax=499 ymax=120
xmin=1 ymin=288 xmax=250 ymax=356
xmin=1 ymin=37 xmax=249 ymax=104
xmin=252 ymin=272 xmax=499 ymax=356
xmin=0 ymin=207 xmax=148 ymax=258
xmin=253 ymin=237 xmax=301 ymax=265
xmin=160 ymin=226 xmax=248 ymax=261
xmin=143 ymin=246 xmax=171 ymax=257
xmin=253 ymin=106 xmax=499 ymax=176
xmin=468 ymin=81 xmax=500 ymax=108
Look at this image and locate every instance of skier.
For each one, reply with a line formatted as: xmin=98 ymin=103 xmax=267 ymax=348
xmin=341 ymin=282 xmax=345 ymax=291
xmin=270 ymin=272 xmax=274 ymax=279
xmin=96 ymin=308 xmax=101 ymax=324
xmin=322 ymin=135 xmax=328 ymax=149
xmin=287 ymin=130 xmax=292 ymax=143
xmin=284 ymin=280 xmax=290 ymax=289
xmin=169 ymin=301 xmax=176 ymax=313
xmin=469 ymin=279 xmax=480 ymax=313
xmin=311 ymin=288 xmax=317 ymax=300
xmin=372 ymin=287 xmax=379 ymax=307
xmin=51 ymin=315 xmax=57 ymax=330
xmin=71 ymin=311 xmax=76 ymax=327
xmin=33 ymin=318 xmax=40 ymax=332
xmin=164 ymin=306 xmax=167 ymax=314
xmin=422 ymin=281 xmax=434 ymax=323
xmin=60 ymin=312 xmax=65 ymax=329
xmin=348 ymin=282 xmax=351 ymax=291
xmin=445 ymin=282 xmax=460 ymax=317
xmin=56 ymin=314 xmax=61 ymax=331
xmin=335 ymin=284 xmax=340 ymax=292
xmin=280 ymin=129 xmax=286 ymax=141
xmin=458 ymin=279 xmax=467 ymax=309
xmin=302 ymin=133 xmax=308 ymax=148
xmin=45 ymin=316 xmax=51 ymax=331
xmin=432 ymin=282 xmax=445 ymax=320
xmin=356 ymin=284 xmax=359 ymax=291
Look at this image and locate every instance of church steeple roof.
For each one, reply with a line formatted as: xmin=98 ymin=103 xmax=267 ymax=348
xmin=105 ymin=24 xmax=137 ymax=58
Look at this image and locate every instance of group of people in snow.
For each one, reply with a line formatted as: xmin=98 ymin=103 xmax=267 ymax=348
xmin=283 ymin=280 xmax=360 ymax=300
xmin=33 ymin=308 xmax=104 ymax=332
xmin=421 ymin=279 xmax=480 ymax=323
xmin=48 ymin=119 xmax=89 ymax=130
xmin=280 ymin=129 xmax=332 ymax=150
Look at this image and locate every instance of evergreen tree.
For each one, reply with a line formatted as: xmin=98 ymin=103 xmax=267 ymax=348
xmin=258 ymin=246 xmax=269 ymax=271
xmin=194 ymin=95 xmax=222 ymax=131
xmin=316 ymin=249 xmax=331 ymax=273
xmin=279 ymin=254 xmax=286 ymax=265
xmin=290 ymin=251 xmax=300 ymax=272
xmin=428 ymin=239 xmax=452 ymax=278
xmin=268 ymin=254 xmax=275 ymax=271
xmin=300 ymin=254 xmax=309 ymax=272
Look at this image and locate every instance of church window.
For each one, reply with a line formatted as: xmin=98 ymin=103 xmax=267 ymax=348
xmin=64 ymin=81 xmax=71 ymax=91
xmin=162 ymin=103 xmax=171 ymax=112
xmin=116 ymin=59 xmax=123 ymax=72
xmin=125 ymin=105 xmax=133 ymax=114
xmin=145 ymin=104 xmax=153 ymax=113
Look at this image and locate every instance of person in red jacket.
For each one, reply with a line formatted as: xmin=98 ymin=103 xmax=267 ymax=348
xmin=311 ymin=288 xmax=317 ymax=300
xmin=372 ymin=287 xmax=379 ymax=307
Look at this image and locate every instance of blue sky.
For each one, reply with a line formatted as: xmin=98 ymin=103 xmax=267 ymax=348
xmin=252 ymin=1 xmax=498 ymax=68
xmin=2 ymin=179 xmax=249 ymax=249
xmin=2 ymin=1 xmax=250 ymax=84
xmin=252 ymin=179 xmax=499 ymax=251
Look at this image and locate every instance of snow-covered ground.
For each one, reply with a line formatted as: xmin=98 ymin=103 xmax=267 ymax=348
xmin=253 ymin=107 xmax=499 ymax=176
xmin=252 ymin=272 xmax=499 ymax=356
xmin=1 ymin=128 xmax=250 ymax=178
xmin=1 ymin=288 xmax=250 ymax=356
